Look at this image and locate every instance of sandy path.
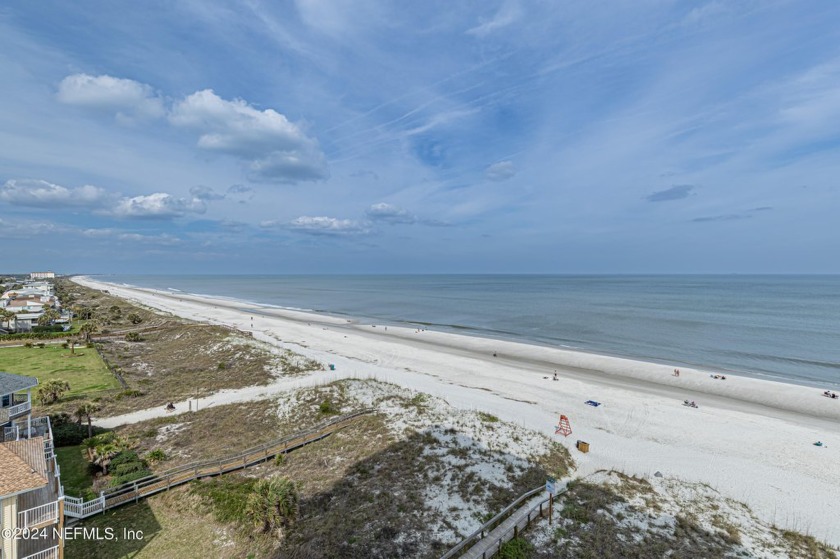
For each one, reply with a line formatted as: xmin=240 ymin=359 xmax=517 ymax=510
xmin=75 ymin=276 xmax=840 ymax=545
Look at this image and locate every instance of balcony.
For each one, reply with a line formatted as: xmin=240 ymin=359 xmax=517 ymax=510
xmin=0 ymin=399 xmax=31 ymax=423
xmin=18 ymin=501 xmax=59 ymax=530
xmin=3 ymin=415 xmax=52 ymax=443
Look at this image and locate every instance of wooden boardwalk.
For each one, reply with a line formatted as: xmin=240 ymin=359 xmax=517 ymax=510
xmin=460 ymin=493 xmax=550 ymax=559
xmin=65 ymin=409 xmax=371 ymax=518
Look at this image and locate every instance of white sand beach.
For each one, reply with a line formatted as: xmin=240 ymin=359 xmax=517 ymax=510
xmin=73 ymin=276 xmax=840 ymax=546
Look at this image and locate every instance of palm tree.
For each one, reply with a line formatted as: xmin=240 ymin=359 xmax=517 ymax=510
xmin=75 ymin=402 xmax=100 ymax=438
xmin=79 ymin=322 xmax=99 ymax=343
xmin=37 ymin=379 xmax=71 ymax=405
xmin=245 ymin=477 xmax=299 ymax=537
xmin=0 ymin=309 xmax=16 ymax=332
xmin=37 ymin=308 xmax=59 ymax=327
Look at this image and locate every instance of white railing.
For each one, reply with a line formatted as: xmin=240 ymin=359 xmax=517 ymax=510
xmin=18 ymin=501 xmax=59 ymax=529
xmin=64 ymin=495 xmax=105 ymax=518
xmin=6 ymin=400 xmax=31 ymax=417
xmin=21 ymin=545 xmax=59 ymax=559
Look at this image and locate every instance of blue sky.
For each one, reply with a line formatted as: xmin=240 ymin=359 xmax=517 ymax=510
xmin=1 ymin=1 xmax=839 ymax=274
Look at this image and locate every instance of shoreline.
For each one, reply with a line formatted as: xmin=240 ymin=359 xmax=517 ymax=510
xmin=90 ymin=275 xmax=840 ymax=392
xmin=71 ymin=275 xmax=840 ymax=545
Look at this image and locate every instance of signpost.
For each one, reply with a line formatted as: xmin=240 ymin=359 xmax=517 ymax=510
xmin=546 ymin=476 xmax=556 ymax=524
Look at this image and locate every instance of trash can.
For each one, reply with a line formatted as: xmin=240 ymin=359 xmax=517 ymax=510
xmin=576 ymin=440 xmax=590 ymax=453
xmin=328 ymin=364 xmax=335 ymax=371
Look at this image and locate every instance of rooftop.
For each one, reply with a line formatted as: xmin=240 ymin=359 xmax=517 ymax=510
xmin=0 ymin=371 xmax=39 ymax=394
xmin=0 ymin=437 xmax=48 ymax=496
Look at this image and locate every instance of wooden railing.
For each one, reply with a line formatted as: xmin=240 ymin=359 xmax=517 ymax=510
xmin=468 ymin=492 xmax=558 ymax=559
xmin=65 ymin=409 xmax=372 ymax=518
xmin=440 ymin=487 xmax=544 ymax=559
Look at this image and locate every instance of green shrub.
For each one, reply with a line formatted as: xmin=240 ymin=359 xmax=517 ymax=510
xmin=146 ymin=449 xmax=168 ymax=463
xmin=0 ymin=331 xmax=76 ymax=342
xmin=52 ymin=422 xmax=106 ymax=447
xmin=275 ymin=453 xmax=286 ymax=466
xmin=113 ymin=461 xmax=147 ymax=476
xmin=109 ymin=450 xmax=140 ymax=468
xmin=127 ymin=313 xmax=143 ymax=324
xmin=114 ymin=389 xmax=144 ymax=400
xmin=217 ymin=361 xmax=227 ymax=370
xmin=124 ymin=332 xmax=141 ymax=342
xmin=110 ymin=469 xmax=153 ymax=487
xmin=319 ymin=399 xmax=337 ymax=415
xmin=24 ymin=341 xmax=33 ymax=348
xmin=498 ymin=537 xmax=534 ymax=559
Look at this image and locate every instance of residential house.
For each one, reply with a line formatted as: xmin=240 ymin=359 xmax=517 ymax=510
xmin=0 ymin=372 xmax=64 ymax=559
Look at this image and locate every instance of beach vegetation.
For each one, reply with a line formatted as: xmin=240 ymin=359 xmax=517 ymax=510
xmin=498 ymin=537 xmax=534 ymax=559
xmin=146 ymin=449 xmax=168 ymax=463
xmin=125 ymin=331 xmax=142 ymax=342
xmin=319 ymin=399 xmax=338 ymax=415
xmin=245 ymin=477 xmax=299 ymax=536
xmin=37 ymin=378 xmax=71 ymax=404
xmin=74 ymin=400 xmax=100 ymax=438
xmin=478 ymin=411 xmax=500 ymax=423
xmin=779 ymin=530 xmax=838 ymax=559
xmin=50 ymin=412 xmax=107 ymax=446
xmin=79 ymin=321 xmax=99 ymax=342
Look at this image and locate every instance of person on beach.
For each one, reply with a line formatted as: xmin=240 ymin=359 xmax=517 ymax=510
xmin=673 ymin=369 xmax=680 ymax=377
xmin=553 ymin=372 xmax=558 ymax=381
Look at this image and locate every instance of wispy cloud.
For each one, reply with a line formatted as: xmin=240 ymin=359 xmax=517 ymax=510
xmin=261 ymin=215 xmax=371 ymax=236
xmin=110 ymin=193 xmax=206 ymax=219
xmin=366 ymin=203 xmax=416 ymax=224
xmin=692 ymin=207 xmax=773 ymax=223
xmin=484 ymin=160 xmax=517 ymax=182
xmin=0 ymin=179 xmax=112 ymax=208
xmin=646 ymin=185 xmax=695 ymax=202
xmin=467 ymin=1 xmax=521 ymax=37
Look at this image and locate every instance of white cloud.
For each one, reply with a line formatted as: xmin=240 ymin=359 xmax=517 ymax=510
xmin=82 ymin=228 xmax=181 ymax=244
xmin=57 ymin=74 xmax=165 ymax=120
xmin=110 ymin=193 xmax=206 ymax=219
xmin=170 ymin=89 xmax=328 ymax=183
xmin=484 ymin=160 xmax=517 ymax=181
xmin=262 ymin=215 xmax=370 ymax=235
xmin=467 ymin=1 xmax=522 ymax=37
xmin=366 ymin=203 xmax=416 ymax=224
xmin=0 ymin=218 xmax=64 ymax=238
xmin=0 ymin=179 xmax=111 ymax=208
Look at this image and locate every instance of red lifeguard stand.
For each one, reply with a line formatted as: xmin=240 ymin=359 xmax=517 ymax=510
xmin=555 ymin=415 xmax=572 ymax=437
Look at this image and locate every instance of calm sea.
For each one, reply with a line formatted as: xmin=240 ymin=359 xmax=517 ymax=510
xmin=99 ymin=275 xmax=840 ymax=389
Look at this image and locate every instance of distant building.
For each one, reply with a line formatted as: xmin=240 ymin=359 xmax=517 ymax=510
xmin=0 ymin=372 xmax=65 ymax=559
xmin=29 ymin=272 xmax=55 ymax=280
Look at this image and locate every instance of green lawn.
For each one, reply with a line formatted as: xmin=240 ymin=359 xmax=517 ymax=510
xmin=0 ymin=344 xmax=118 ymax=399
xmin=55 ymin=445 xmax=94 ymax=498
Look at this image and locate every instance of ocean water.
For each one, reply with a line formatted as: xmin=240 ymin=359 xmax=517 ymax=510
xmin=99 ymin=275 xmax=840 ymax=389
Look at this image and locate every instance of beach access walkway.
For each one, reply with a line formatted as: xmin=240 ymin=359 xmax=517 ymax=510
xmin=66 ymin=410 xmax=371 ymax=519
xmin=442 ymin=479 xmax=570 ymax=559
